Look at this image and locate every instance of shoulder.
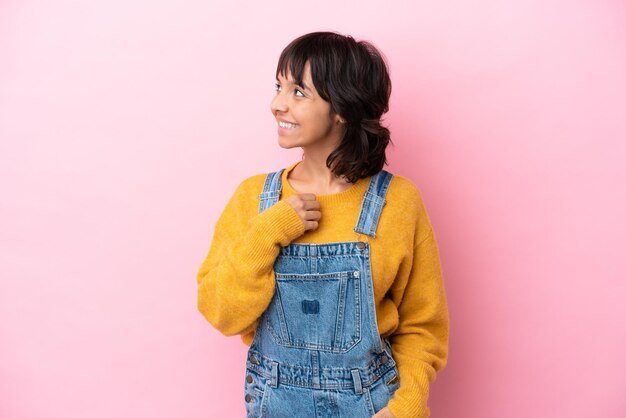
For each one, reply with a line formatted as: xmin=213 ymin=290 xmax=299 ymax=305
xmin=216 ymin=171 xmax=272 ymax=223
xmin=229 ymin=168 xmax=283 ymax=203
xmin=387 ymin=172 xmax=420 ymax=193
xmin=385 ymin=172 xmax=434 ymax=238
xmin=386 ymin=173 xmax=424 ymax=208
xmin=235 ymin=172 xmax=268 ymax=195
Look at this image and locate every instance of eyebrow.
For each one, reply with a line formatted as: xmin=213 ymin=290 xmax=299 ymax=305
xmin=276 ymin=78 xmax=309 ymax=90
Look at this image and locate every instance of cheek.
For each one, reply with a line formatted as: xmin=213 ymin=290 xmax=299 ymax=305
xmin=317 ymin=115 xmax=335 ymax=133
xmin=307 ymin=108 xmax=333 ymax=129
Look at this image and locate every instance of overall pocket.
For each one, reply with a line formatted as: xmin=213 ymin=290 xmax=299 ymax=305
xmin=366 ymin=367 xmax=401 ymax=415
xmin=264 ymin=270 xmax=362 ymax=353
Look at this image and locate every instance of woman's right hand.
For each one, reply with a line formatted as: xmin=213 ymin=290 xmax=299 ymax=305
xmin=284 ymin=193 xmax=321 ymax=232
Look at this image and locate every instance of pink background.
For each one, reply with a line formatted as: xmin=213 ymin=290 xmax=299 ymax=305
xmin=1 ymin=0 xmax=625 ymax=417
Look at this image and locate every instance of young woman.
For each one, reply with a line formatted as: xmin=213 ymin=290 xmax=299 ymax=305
xmin=197 ymin=31 xmax=449 ymax=418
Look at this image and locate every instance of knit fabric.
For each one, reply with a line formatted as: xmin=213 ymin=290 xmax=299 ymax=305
xmin=197 ymin=161 xmax=449 ymax=418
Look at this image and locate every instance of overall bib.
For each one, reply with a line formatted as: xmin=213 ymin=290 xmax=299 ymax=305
xmin=244 ymin=168 xmax=400 ymax=418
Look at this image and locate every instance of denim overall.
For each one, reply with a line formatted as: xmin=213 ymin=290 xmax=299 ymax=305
xmin=244 ymin=168 xmax=401 ymax=418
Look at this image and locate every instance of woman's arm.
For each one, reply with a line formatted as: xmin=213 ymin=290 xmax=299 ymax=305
xmin=197 ymin=177 xmax=305 ymax=336
xmin=386 ymin=196 xmax=450 ymax=418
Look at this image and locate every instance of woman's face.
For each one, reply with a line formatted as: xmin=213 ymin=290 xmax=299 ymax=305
xmin=271 ymin=61 xmax=344 ymax=151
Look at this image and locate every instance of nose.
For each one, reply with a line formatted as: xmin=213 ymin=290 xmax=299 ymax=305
xmin=271 ymin=90 xmax=288 ymax=115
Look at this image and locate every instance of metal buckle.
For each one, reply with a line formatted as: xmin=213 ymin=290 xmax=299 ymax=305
xmin=355 ymin=232 xmax=369 ymax=250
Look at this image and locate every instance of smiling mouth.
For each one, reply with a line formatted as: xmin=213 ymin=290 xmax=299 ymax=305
xmin=278 ymin=121 xmax=298 ymax=129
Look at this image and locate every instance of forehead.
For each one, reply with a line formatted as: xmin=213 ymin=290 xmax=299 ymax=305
xmin=277 ymin=61 xmax=312 ymax=81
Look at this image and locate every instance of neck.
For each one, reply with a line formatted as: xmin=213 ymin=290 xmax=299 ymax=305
xmin=296 ymin=152 xmax=351 ymax=187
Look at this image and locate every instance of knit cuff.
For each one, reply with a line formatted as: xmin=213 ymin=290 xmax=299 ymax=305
xmin=386 ymin=361 xmax=432 ymax=418
xmin=247 ymin=199 xmax=304 ymax=260
xmin=388 ymin=399 xmax=430 ymax=418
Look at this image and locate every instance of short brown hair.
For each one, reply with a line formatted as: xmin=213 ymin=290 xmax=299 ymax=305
xmin=276 ymin=31 xmax=393 ymax=183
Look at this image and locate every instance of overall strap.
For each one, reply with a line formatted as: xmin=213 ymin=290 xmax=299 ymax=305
xmin=258 ymin=168 xmax=285 ymax=214
xmin=353 ymin=170 xmax=393 ymax=238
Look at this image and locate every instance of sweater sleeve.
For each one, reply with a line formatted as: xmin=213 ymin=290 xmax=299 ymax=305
xmin=386 ymin=215 xmax=450 ymax=417
xmin=197 ymin=178 xmax=305 ymax=336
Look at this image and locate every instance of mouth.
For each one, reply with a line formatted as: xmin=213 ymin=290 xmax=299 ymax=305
xmin=278 ymin=120 xmax=299 ymax=129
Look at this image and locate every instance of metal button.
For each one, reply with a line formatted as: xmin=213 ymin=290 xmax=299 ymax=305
xmin=244 ymin=393 xmax=253 ymax=403
xmin=246 ymin=375 xmax=254 ymax=383
xmin=356 ymin=241 xmax=366 ymax=250
xmin=249 ymin=354 xmax=260 ymax=365
xmin=353 ymin=271 xmax=360 ymax=278
xmin=380 ymin=354 xmax=389 ymax=364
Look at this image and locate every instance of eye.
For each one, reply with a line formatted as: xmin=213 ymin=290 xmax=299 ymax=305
xmin=274 ymin=83 xmax=281 ymax=92
xmin=294 ymin=88 xmax=304 ymax=97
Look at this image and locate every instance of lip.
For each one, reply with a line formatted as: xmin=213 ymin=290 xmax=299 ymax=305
xmin=277 ymin=118 xmax=298 ymax=124
xmin=277 ymin=119 xmax=299 ymax=135
xmin=276 ymin=118 xmax=300 ymax=136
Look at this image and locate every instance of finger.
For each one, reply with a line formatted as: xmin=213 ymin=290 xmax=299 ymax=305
xmin=304 ymin=220 xmax=319 ymax=230
xmin=303 ymin=200 xmax=321 ymax=210
xmin=303 ymin=210 xmax=322 ymax=220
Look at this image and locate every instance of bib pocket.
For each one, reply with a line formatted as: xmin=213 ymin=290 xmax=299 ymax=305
xmin=264 ymin=270 xmax=362 ymax=353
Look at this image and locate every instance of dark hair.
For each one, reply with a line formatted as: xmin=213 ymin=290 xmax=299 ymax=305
xmin=276 ymin=31 xmax=393 ymax=183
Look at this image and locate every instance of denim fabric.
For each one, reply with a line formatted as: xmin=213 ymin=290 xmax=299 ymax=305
xmin=245 ymin=168 xmax=399 ymax=418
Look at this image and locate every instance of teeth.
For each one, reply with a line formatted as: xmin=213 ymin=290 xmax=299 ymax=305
xmin=279 ymin=121 xmax=298 ymax=129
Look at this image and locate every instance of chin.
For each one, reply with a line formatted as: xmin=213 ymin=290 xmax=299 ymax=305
xmin=277 ymin=137 xmax=299 ymax=150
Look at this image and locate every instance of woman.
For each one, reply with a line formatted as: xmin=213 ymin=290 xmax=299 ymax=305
xmin=197 ymin=31 xmax=449 ymax=418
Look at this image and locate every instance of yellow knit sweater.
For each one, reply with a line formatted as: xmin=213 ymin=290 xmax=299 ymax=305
xmin=197 ymin=161 xmax=449 ymax=418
